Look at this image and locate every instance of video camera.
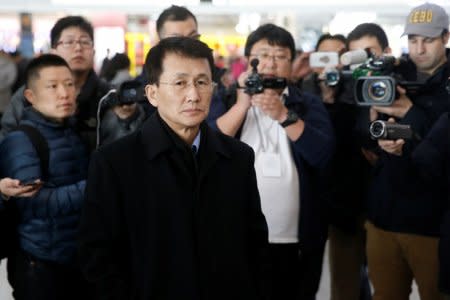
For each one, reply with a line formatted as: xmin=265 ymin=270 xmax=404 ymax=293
xmin=244 ymin=59 xmax=287 ymax=95
xmin=114 ymin=80 xmax=143 ymax=105
xmin=348 ymin=53 xmax=423 ymax=106
xmin=309 ymin=51 xmax=346 ymax=87
xmin=369 ymin=120 xmax=414 ymax=140
xmin=312 ymin=48 xmax=424 ymax=106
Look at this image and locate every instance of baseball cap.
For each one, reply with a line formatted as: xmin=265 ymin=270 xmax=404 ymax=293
xmin=402 ymin=2 xmax=449 ymax=37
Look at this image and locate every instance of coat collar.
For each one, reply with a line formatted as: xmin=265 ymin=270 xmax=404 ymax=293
xmin=139 ymin=112 xmax=231 ymax=164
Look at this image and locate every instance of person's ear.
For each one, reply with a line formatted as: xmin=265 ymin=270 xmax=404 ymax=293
xmin=23 ymin=88 xmax=35 ymax=105
xmin=145 ymin=84 xmax=158 ymax=107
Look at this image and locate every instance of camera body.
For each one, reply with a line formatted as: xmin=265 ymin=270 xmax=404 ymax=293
xmin=244 ymin=59 xmax=287 ymax=95
xmin=369 ymin=120 xmax=413 ymax=140
xmin=116 ymin=80 xmax=143 ymax=105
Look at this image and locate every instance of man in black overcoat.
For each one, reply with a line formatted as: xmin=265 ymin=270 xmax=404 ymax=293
xmin=78 ymin=37 xmax=269 ymax=300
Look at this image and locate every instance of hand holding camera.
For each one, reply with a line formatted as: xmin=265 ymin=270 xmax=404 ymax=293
xmin=371 ymin=118 xmax=409 ymax=156
xmin=244 ymin=59 xmax=287 ymax=95
xmin=369 ymin=119 xmax=413 ymax=140
xmin=241 ymin=59 xmax=289 ymax=121
xmin=370 ymin=85 xmax=413 ymax=118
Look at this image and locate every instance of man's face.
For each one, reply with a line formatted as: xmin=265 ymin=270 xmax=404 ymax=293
xmin=159 ymin=17 xmax=199 ymax=39
xmin=24 ymin=66 xmax=77 ymax=122
xmin=247 ymin=39 xmax=292 ymax=79
xmin=408 ymin=33 xmax=449 ymax=74
xmin=52 ymin=26 xmax=95 ymax=73
xmin=145 ymin=53 xmax=213 ymax=132
xmin=348 ymin=36 xmax=387 ymax=56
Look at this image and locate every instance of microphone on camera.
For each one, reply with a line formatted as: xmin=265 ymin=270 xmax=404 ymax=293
xmin=250 ymin=58 xmax=259 ymax=69
xmin=340 ymin=48 xmax=371 ymax=66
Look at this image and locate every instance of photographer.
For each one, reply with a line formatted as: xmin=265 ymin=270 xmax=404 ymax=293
xmin=97 ymin=80 xmax=147 ymax=147
xmin=302 ymin=33 xmax=372 ymax=300
xmin=215 ymin=24 xmax=334 ymax=300
xmin=364 ymin=3 xmax=449 ymax=300
xmin=301 ymin=33 xmax=347 ymax=103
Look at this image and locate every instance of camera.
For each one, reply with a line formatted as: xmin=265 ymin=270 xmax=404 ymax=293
xmin=324 ymin=68 xmax=341 ymax=86
xmin=352 ymin=55 xmax=424 ymax=106
xmin=369 ymin=120 xmax=413 ymax=140
xmin=309 ymin=52 xmax=340 ymax=68
xmin=117 ymin=80 xmax=143 ymax=105
xmin=244 ymin=59 xmax=287 ymax=95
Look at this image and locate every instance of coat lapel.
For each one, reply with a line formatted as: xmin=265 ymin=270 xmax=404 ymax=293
xmin=197 ymin=123 xmax=231 ymax=183
xmin=139 ymin=113 xmax=173 ymax=162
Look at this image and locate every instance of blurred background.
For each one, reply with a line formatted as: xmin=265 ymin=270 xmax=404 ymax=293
xmin=0 ymin=0 xmax=449 ymax=77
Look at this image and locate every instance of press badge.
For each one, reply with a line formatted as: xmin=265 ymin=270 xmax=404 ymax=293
xmin=261 ymin=152 xmax=281 ymax=177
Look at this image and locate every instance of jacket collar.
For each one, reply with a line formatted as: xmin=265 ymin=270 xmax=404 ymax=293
xmin=139 ymin=111 xmax=231 ymax=163
xmin=22 ymin=107 xmax=76 ymax=129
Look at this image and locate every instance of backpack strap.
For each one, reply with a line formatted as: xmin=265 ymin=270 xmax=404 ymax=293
xmin=16 ymin=124 xmax=49 ymax=180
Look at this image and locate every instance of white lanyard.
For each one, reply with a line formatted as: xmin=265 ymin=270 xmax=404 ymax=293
xmin=251 ymin=106 xmax=279 ymax=153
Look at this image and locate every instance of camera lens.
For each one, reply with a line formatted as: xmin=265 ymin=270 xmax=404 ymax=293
xmin=362 ymin=78 xmax=393 ymax=104
xmin=123 ymin=89 xmax=137 ymax=98
xmin=326 ymin=71 xmax=340 ymax=86
xmin=369 ymin=120 xmax=386 ymax=139
xmin=368 ymin=80 xmax=387 ymax=101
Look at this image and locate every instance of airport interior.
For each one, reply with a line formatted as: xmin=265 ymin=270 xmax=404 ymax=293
xmin=0 ymin=0 xmax=449 ymax=299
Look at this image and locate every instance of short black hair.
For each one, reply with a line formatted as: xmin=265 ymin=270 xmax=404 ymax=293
xmin=156 ymin=5 xmax=197 ymax=38
xmin=315 ymin=33 xmax=347 ymax=51
xmin=50 ymin=16 xmax=94 ymax=48
xmin=244 ymin=23 xmax=296 ymax=61
xmin=25 ymin=54 xmax=71 ymax=88
xmin=144 ymin=37 xmax=214 ymax=85
xmin=103 ymin=53 xmax=130 ymax=81
xmin=347 ymin=23 xmax=389 ymax=51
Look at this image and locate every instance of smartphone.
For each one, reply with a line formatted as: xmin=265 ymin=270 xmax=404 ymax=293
xmin=20 ymin=179 xmax=41 ymax=187
xmin=309 ymin=52 xmax=339 ymax=68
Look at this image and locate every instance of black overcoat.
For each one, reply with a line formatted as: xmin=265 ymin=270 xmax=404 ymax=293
xmin=78 ymin=113 xmax=269 ymax=300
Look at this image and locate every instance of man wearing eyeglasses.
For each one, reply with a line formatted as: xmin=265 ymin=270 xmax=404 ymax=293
xmin=0 ymin=16 xmax=110 ymax=151
xmin=214 ymin=24 xmax=334 ymax=300
xmin=78 ymin=37 xmax=269 ymax=300
xmin=134 ymin=5 xmax=226 ymax=127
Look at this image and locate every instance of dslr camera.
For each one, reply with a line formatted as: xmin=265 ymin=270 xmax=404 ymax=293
xmin=369 ymin=120 xmax=413 ymax=140
xmin=244 ymin=59 xmax=287 ymax=95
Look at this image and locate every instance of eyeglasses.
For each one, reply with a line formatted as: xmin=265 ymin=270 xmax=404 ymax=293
xmin=159 ymin=79 xmax=216 ymax=93
xmin=56 ymin=38 xmax=94 ymax=49
xmin=250 ymin=53 xmax=291 ymax=63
